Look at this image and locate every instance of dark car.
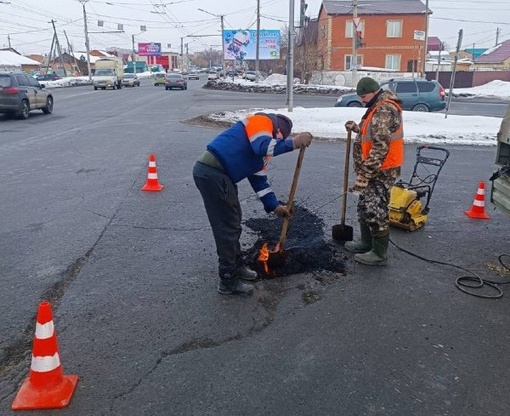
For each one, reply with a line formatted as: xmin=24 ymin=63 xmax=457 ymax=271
xmin=36 ymin=73 xmax=61 ymax=82
xmin=0 ymin=72 xmax=54 ymax=119
xmin=165 ymin=73 xmax=187 ymax=90
xmin=335 ymin=78 xmax=446 ymax=112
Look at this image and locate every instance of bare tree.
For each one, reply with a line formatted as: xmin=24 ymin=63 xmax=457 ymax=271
xmin=295 ymin=19 xmax=318 ymax=83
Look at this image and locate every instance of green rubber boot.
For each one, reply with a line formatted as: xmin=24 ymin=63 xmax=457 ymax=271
xmin=344 ymin=222 xmax=372 ymax=253
xmin=354 ymin=233 xmax=390 ymax=266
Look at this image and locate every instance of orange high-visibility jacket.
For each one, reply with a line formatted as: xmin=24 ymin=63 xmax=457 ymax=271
xmin=360 ymin=99 xmax=404 ymax=169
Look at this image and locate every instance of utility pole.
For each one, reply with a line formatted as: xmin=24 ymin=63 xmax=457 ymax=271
xmin=445 ymin=29 xmax=463 ymax=119
xmin=435 ymin=41 xmax=443 ymax=81
xmin=180 ymin=37 xmax=184 ymax=71
xmin=495 ymin=27 xmax=501 ymax=46
xmin=255 ymin=0 xmax=260 ymax=81
xmin=7 ymin=34 xmax=11 ymax=48
xmin=64 ymin=30 xmax=79 ymax=75
xmin=287 ymin=0 xmax=295 ymax=112
xmin=198 ymin=8 xmax=225 ymax=75
xmin=422 ymin=0 xmax=429 ymax=78
xmin=185 ymin=43 xmax=189 ymax=73
xmin=351 ymin=0 xmax=358 ymax=87
xmin=79 ymin=0 xmax=92 ymax=81
xmin=219 ymin=15 xmax=225 ymax=75
xmin=50 ymin=20 xmax=67 ymax=76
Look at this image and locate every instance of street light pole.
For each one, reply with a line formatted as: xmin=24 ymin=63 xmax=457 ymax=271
xmin=352 ymin=0 xmax=358 ymax=87
xmin=255 ymin=0 xmax=260 ymax=81
xmin=79 ymin=0 xmax=92 ymax=81
xmin=131 ymin=27 xmax=146 ymax=77
xmin=198 ymin=8 xmax=225 ymax=74
xmin=287 ymin=0 xmax=295 ymax=112
xmin=422 ymin=0 xmax=430 ymax=77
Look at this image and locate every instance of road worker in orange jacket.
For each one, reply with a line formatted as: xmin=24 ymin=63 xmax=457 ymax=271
xmin=344 ymin=77 xmax=404 ymax=266
xmin=193 ymin=113 xmax=313 ymax=295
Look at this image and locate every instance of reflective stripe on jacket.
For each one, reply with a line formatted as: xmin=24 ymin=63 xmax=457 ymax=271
xmin=360 ymin=99 xmax=404 ymax=169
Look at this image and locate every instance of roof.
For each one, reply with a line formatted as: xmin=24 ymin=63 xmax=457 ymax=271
xmin=427 ymin=36 xmax=443 ymax=51
xmin=321 ymin=0 xmax=427 ymax=16
xmin=464 ymin=48 xmax=488 ymax=59
xmin=0 ymin=50 xmax=41 ymax=66
xmin=475 ymin=40 xmax=510 ymax=64
xmin=71 ymin=52 xmax=108 ymax=64
xmin=26 ymin=54 xmax=45 ymax=63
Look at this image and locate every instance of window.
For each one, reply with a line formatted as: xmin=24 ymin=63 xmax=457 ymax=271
xmin=345 ymin=20 xmax=364 ymax=38
xmin=0 ymin=75 xmax=11 ymax=87
xmin=395 ymin=82 xmax=418 ymax=94
xmin=345 ymin=54 xmax=363 ymax=70
xmin=417 ymin=81 xmax=435 ymax=92
xmin=28 ymin=76 xmax=40 ymax=88
xmin=387 ymin=20 xmax=402 ymax=38
xmin=385 ymin=54 xmax=401 ymax=70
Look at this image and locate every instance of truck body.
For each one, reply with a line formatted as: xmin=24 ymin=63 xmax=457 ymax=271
xmin=490 ymin=103 xmax=510 ymax=216
xmin=93 ymin=57 xmax=124 ymax=90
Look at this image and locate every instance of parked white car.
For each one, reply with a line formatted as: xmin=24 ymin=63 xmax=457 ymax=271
xmin=244 ymin=70 xmax=267 ymax=81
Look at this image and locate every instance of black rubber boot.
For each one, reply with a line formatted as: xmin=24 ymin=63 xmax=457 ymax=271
xmin=217 ymin=274 xmax=254 ymax=295
xmin=234 ymin=265 xmax=258 ymax=281
xmin=344 ymin=222 xmax=372 ymax=253
xmin=354 ymin=233 xmax=390 ymax=266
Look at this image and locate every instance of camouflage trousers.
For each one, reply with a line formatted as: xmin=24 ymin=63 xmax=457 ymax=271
xmin=357 ymin=179 xmax=394 ymax=236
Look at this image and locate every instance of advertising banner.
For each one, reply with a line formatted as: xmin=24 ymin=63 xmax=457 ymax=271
xmin=138 ymin=42 xmax=162 ymax=56
xmin=223 ymin=30 xmax=280 ymax=61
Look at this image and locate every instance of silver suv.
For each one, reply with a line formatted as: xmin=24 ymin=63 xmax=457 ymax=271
xmin=0 ymin=72 xmax=54 ymax=119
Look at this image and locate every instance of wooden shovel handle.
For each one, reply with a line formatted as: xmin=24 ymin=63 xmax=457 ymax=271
xmin=341 ymin=130 xmax=352 ymax=225
xmin=279 ymin=146 xmax=306 ymax=250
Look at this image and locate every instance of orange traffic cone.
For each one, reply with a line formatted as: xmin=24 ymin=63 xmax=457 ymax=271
xmin=465 ymin=181 xmax=490 ymax=219
xmin=142 ymin=153 xmax=164 ymax=192
xmin=11 ymin=301 xmax=78 ymax=410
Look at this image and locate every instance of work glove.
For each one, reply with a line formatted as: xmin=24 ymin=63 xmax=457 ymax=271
xmin=273 ymin=204 xmax=292 ymax=218
xmin=345 ymin=121 xmax=359 ymax=133
xmin=292 ymin=132 xmax=313 ymax=149
xmin=349 ymin=175 xmax=369 ymax=194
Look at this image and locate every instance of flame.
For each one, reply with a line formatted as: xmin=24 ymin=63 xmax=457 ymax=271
xmin=258 ymin=243 xmax=270 ymax=275
xmin=258 ymin=242 xmax=280 ymax=276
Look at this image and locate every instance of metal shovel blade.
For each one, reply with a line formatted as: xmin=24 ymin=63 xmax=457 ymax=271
xmin=332 ymin=223 xmax=353 ymax=242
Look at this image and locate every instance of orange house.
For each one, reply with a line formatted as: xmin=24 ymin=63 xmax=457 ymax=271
xmin=317 ymin=0 xmax=428 ymax=72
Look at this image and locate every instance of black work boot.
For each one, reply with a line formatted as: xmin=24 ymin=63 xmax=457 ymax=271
xmin=234 ymin=265 xmax=258 ymax=281
xmin=344 ymin=222 xmax=372 ymax=253
xmin=217 ymin=274 xmax=254 ymax=295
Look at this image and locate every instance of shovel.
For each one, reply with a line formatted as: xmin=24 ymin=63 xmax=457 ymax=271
xmin=332 ymin=129 xmax=354 ymax=242
xmin=266 ymin=146 xmax=306 ymax=269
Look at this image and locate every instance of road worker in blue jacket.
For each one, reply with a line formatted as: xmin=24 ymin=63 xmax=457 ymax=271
xmin=193 ymin=112 xmax=313 ymax=296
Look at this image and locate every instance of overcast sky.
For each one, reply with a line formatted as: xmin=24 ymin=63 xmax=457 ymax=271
xmin=0 ymin=0 xmax=508 ymax=55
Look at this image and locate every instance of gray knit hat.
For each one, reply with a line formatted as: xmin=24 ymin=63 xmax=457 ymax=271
xmin=356 ymin=77 xmax=380 ymax=96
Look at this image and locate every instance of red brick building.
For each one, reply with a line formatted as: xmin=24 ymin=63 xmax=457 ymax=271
xmin=317 ymin=0 xmax=428 ymax=72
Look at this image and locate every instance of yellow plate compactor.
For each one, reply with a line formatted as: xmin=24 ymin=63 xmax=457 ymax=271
xmin=389 ymin=145 xmax=450 ymax=231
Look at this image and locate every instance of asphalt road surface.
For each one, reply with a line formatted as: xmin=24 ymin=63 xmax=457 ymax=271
xmin=0 ymin=78 xmax=509 ymax=415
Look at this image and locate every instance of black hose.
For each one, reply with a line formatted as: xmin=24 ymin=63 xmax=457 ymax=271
xmin=391 ymin=241 xmax=510 ymax=299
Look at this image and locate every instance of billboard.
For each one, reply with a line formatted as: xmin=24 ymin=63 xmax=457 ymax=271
xmin=138 ymin=42 xmax=162 ymax=56
xmin=223 ymin=30 xmax=280 ymax=61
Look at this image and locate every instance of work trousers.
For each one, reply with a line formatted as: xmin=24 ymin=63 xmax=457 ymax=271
xmin=193 ymin=161 xmax=244 ymax=278
xmin=357 ymin=179 xmax=393 ymax=236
